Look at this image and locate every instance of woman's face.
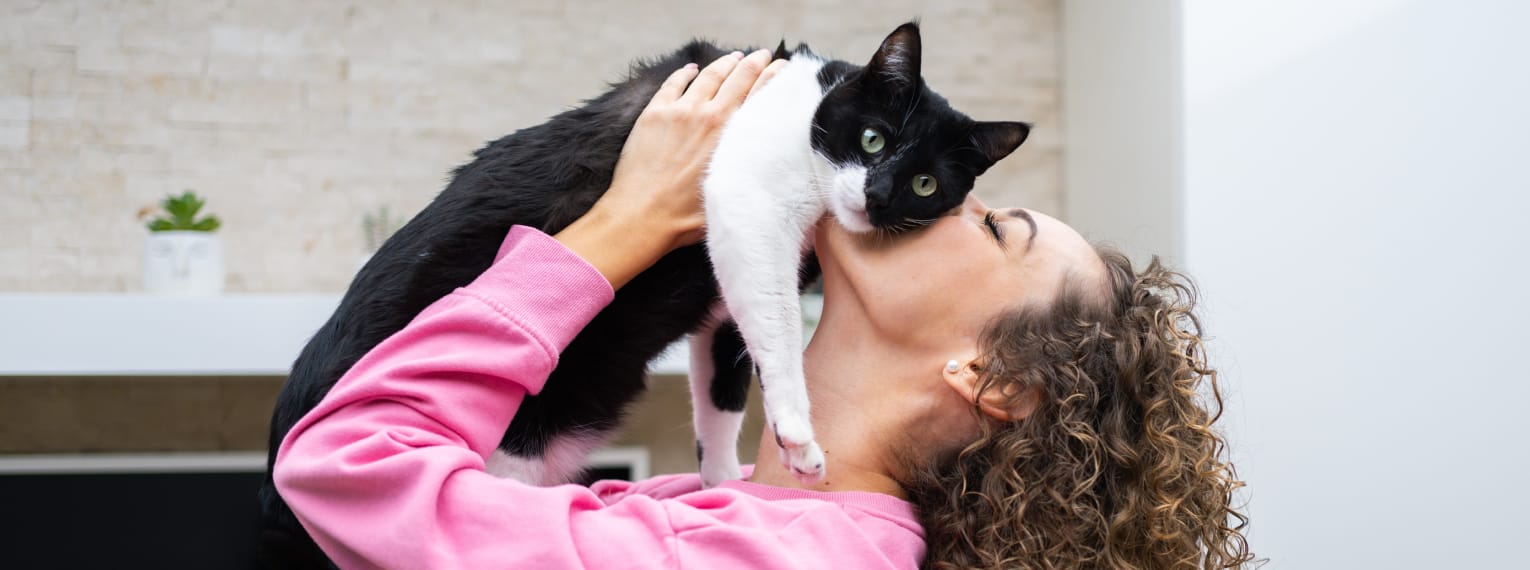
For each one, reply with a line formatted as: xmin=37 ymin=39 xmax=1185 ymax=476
xmin=817 ymin=194 xmax=1105 ymax=353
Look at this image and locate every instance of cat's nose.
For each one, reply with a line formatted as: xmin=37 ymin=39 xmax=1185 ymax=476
xmin=864 ymin=191 xmax=889 ymax=210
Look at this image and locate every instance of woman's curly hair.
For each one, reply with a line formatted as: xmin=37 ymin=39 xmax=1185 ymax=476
xmin=901 ymin=248 xmax=1254 ymax=569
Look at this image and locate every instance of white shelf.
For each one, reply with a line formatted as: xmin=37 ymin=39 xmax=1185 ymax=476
xmin=0 ymin=294 xmax=342 ymax=376
xmin=0 ymin=293 xmax=693 ymax=377
xmin=647 ymin=341 xmax=690 ymax=377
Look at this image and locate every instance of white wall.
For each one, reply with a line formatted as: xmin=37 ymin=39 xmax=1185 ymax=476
xmin=1062 ymin=1 xmax=1183 ymax=266
xmin=1181 ymin=0 xmax=1530 ymax=567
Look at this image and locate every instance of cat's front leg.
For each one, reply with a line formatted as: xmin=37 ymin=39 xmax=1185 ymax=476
xmin=705 ymin=215 xmax=826 ymax=484
xmin=745 ymin=271 xmax=825 ymax=485
xmin=686 ymin=308 xmax=751 ymax=488
xmin=769 ymin=251 xmax=832 ymax=485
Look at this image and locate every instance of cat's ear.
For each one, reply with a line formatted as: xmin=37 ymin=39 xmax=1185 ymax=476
xmin=970 ymin=121 xmax=1032 ymax=172
xmin=865 ymin=22 xmax=922 ymax=89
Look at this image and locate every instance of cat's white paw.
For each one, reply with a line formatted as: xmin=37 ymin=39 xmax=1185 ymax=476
xmin=699 ymin=455 xmax=743 ymax=489
xmin=772 ymin=417 xmax=826 ymax=484
xmin=779 ymin=440 xmax=826 ymax=485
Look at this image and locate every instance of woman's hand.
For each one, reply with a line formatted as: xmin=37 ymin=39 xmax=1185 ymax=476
xmin=556 ymin=49 xmax=786 ymax=290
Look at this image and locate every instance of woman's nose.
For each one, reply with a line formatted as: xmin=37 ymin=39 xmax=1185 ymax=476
xmin=957 ymin=194 xmax=989 ymax=220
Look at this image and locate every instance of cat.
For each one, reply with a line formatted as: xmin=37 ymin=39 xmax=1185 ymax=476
xmin=257 ymin=21 xmax=1028 ymax=569
xmin=698 ymin=23 xmax=1029 ymax=486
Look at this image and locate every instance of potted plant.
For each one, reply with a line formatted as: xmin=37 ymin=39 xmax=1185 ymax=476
xmin=141 ymin=190 xmax=224 ymax=295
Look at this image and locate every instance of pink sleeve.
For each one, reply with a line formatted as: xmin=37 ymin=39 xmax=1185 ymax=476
xmin=272 ymin=226 xmax=684 ymax=568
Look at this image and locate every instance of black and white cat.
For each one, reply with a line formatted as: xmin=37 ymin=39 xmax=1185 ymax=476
xmin=258 ymin=22 xmax=1028 ymax=568
xmin=697 ymin=24 xmax=1029 ymax=485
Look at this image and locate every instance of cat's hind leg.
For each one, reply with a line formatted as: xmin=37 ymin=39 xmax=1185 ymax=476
xmin=687 ymin=308 xmax=751 ymax=487
xmin=484 ymin=429 xmax=611 ymax=486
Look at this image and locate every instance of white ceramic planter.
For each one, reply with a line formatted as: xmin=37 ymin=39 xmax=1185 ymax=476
xmin=143 ymin=231 xmax=225 ymax=295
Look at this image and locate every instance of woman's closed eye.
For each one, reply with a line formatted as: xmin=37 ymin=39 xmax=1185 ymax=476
xmin=983 ymin=211 xmax=1006 ymax=246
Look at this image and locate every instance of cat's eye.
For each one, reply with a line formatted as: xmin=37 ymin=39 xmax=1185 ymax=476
xmin=860 ymin=128 xmax=885 ymax=154
xmin=912 ymin=174 xmax=938 ymax=197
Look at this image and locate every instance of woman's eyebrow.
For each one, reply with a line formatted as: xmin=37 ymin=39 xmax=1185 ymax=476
xmin=1005 ymin=208 xmax=1038 ymax=249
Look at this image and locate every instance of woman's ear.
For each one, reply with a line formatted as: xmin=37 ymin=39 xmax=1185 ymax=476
xmin=941 ymin=357 xmax=1040 ymax=422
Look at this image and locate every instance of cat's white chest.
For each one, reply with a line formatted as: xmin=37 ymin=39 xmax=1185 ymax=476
xmin=705 ymin=56 xmax=837 ymax=236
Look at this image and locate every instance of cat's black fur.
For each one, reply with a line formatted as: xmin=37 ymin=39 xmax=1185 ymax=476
xmin=257 ymin=23 xmax=1028 ymax=568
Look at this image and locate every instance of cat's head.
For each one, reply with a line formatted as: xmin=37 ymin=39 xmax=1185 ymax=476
xmin=812 ymin=22 xmax=1030 ymax=233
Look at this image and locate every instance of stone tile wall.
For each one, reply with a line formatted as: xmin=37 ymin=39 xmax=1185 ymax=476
xmin=1 ymin=0 xmax=1060 ymax=292
xmin=0 ymin=0 xmax=1059 ymax=467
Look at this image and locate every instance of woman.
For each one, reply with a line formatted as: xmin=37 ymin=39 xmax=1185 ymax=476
xmin=274 ymin=51 xmax=1252 ymax=569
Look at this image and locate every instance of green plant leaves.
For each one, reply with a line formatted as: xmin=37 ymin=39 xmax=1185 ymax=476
xmin=146 ymin=190 xmax=220 ymax=232
xmin=191 ymin=217 xmax=221 ymax=232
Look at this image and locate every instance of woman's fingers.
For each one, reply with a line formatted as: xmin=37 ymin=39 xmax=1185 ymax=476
xmin=652 ymin=63 xmax=700 ymax=103
xmin=713 ymin=49 xmax=773 ymax=108
xmin=658 ymin=50 xmax=782 ymax=109
xmin=680 ymin=51 xmax=744 ymax=104
xmin=747 ymin=58 xmax=789 ymax=99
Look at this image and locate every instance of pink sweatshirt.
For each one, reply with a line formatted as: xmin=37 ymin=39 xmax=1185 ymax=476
xmin=273 ymin=226 xmax=925 ymax=569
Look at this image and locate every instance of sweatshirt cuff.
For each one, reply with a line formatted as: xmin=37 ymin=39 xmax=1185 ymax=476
xmin=453 ymin=225 xmax=615 ymax=390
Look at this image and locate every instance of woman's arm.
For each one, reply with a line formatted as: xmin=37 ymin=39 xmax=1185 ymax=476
xmin=274 ymin=227 xmax=635 ymax=567
xmin=273 ymin=51 xmax=784 ymax=568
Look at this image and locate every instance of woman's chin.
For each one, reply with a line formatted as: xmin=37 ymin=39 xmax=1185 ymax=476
xmin=821 ymin=217 xmax=878 ymax=255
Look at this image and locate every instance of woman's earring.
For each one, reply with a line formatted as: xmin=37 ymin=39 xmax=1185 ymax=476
xmin=945 ymin=360 xmax=961 ymax=373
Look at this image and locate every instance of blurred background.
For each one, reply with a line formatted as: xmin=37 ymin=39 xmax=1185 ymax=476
xmin=0 ymin=0 xmax=1525 ymax=567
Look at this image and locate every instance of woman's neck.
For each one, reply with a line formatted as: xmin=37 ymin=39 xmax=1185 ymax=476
xmin=746 ymin=430 xmax=907 ymax=499
xmin=745 ymin=324 xmax=945 ymax=500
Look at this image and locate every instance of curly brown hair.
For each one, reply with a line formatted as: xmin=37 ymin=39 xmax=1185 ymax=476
xmin=900 ymin=248 xmax=1253 ymax=569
